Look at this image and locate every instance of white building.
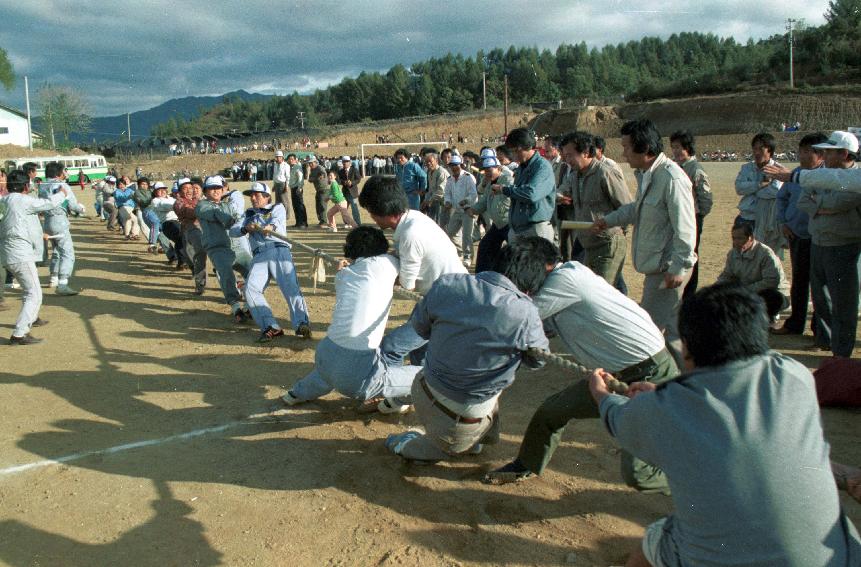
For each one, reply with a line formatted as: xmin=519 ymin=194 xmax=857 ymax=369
xmin=0 ymin=102 xmax=32 ymax=147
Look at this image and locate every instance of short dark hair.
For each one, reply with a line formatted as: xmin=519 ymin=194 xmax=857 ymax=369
xmin=751 ymin=132 xmax=776 ymax=154
xmin=287 ymin=153 xmax=297 ymax=160
xmin=22 ymin=162 xmax=37 ymax=175
xmin=493 ymin=236 xmax=560 ymax=295
xmin=669 ymin=130 xmax=696 ymax=155
xmin=190 ymin=176 xmax=204 ymax=186
xmin=137 ymin=176 xmax=150 ymax=186
xmin=505 ymin=128 xmax=536 ymax=150
xmin=343 ymin=226 xmax=390 ymax=260
xmin=544 ymin=135 xmax=560 ymax=149
xmin=45 ymin=161 xmax=64 ymax=179
xmin=7 ymin=169 xmax=29 ymax=192
xmin=559 ymin=131 xmax=595 ymax=156
xmin=463 ymin=150 xmax=480 ymax=162
xmin=593 ymin=136 xmax=606 ymax=152
xmin=440 ymin=148 xmax=452 ymax=158
xmin=620 ymin=119 xmax=663 ymax=156
xmin=495 ymin=145 xmax=514 ymax=161
xmin=419 ymin=147 xmax=438 ymax=156
xmin=358 ymin=175 xmax=408 ymax=217
xmin=732 ymin=222 xmax=754 ymax=238
xmin=800 ymin=132 xmax=828 ymax=153
xmin=678 ymin=282 xmax=769 ymax=367
xmin=394 ymin=148 xmax=409 ymax=159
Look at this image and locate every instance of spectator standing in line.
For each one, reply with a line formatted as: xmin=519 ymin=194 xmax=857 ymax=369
xmin=670 ymin=131 xmax=713 ymax=298
xmin=272 ymin=150 xmax=291 ymax=213
xmin=765 ymin=132 xmax=828 ymax=336
xmin=394 ymin=149 xmax=427 ymax=211
xmin=337 ymin=156 xmax=363 ymax=226
xmin=307 ymin=155 xmax=329 ymax=228
xmin=287 ymin=153 xmax=308 ymax=228
xmin=796 ymin=131 xmax=861 ymax=357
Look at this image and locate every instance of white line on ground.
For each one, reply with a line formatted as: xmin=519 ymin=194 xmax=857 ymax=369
xmin=0 ymin=409 xmax=305 ymax=478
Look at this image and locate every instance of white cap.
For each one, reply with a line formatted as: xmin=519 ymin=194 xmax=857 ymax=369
xmin=203 ymin=175 xmax=225 ymax=189
xmin=243 ymin=181 xmax=272 ymax=196
xmin=449 ymin=154 xmax=463 ymax=166
xmin=480 ymin=148 xmax=496 ymax=159
xmin=481 ymin=156 xmax=501 ymax=169
xmin=813 ymin=131 xmax=860 ymax=154
xmin=305 ymin=154 xmax=317 ymax=162
xmin=275 ymin=150 xmax=284 ymax=157
xmin=105 ymin=175 xmax=116 ymax=184
xmin=152 ymin=181 xmax=167 ymax=190
xmin=341 ymin=155 xmax=351 ymax=162
xmin=176 ymin=177 xmax=192 ymax=187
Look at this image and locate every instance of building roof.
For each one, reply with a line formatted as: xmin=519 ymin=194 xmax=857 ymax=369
xmin=0 ymin=102 xmax=28 ymax=119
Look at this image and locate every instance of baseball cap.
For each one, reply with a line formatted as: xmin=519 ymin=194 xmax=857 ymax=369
xmin=341 ymin=155 xmax=351 ymax=162
xmin=176 ymin=177 xmax=192 ymax=188
xmin=449 ymin=155 xmax=463 ymax=166
xmin=105 ymin=175 xmax=116 ymax=184
xmin=813 ymin=131 xmax=860 ymax=154
xmin=481 ymin=156 xmax=501 ymax=169
xmin=480 ymin=148 xmax=496 ymax=159
xmin=275 ymin=150 xmax=284 ymax=158
xmin=151 ymin=181 xmax=167 ymax=191
xmin=203 ymin=175 xmax=225 ymax=189
xmin=243 ymin=181 xmax=272 ymax=196
xmin=305 ymin=155 xmax=317 ymax=163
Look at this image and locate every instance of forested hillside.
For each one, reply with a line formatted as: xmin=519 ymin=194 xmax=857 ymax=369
xmin=151 ymin=0 xmax=861 ymax=138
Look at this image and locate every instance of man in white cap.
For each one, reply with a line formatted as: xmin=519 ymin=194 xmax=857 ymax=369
xmin=796 ymin=130 xmax=861 ymax=357
xmin=470 ymin=156 xmax=512 ymax=272
xmin=230 ymin=182 xmax=311 ymax=342
xmin=101 ymin=175 xmax=120 ymax=230
xmin=196 ymin=175 xmax=249 ymax=323
xmin=443 ymin=155 xmax=478 ymax=267
xmin=272 ymin=150 xmax=291 ymax=213
xmin=337 ymin=155 xmax=363 ymax=226
xmin=173 ymin=177 xmax=208 ymax=295
xmin=306 ymin=155 xmax=329 ymax=227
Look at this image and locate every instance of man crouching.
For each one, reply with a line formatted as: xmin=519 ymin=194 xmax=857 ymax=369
xmin=385 ymin=246 xmax=549 ymax=463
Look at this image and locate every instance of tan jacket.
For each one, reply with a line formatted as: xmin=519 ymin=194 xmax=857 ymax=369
xmin=560 ymin=158 xmax=632 ymax=249
xmin=604 ymin=153 xmax=696 ymax=276
xmin=717 ymin=240 xmax=790 ymax=297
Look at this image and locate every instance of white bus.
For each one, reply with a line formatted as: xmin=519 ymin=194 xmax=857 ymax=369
xmin=3 ymin=154 xmax=109 ymax=183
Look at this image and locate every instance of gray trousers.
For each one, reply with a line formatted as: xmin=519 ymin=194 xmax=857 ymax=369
xmin=398 ymin=374 xmax=499 ymax=462
xmin=48 ymin=230 xmax=75 ymax=282
xmin=810 ymin=242 xmax=861 ymax=357
xmin=509 ymin=221 xmax=555 ymax=244
xmin=183 ymin=227 xmax=208 ymax=288
xmin=446 ymin=209 xmax=474 ymax=259
xmin=207 ymin=246 xmax=241 ymax=308
xmin=641 ymin=272 xmax=691 ymax=368
xmin=6 ymin=261 xmax=41 ymax=337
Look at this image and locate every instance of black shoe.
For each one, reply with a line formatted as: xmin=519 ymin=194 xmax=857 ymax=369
xmin=31 ymin=318 xmax=49 ymax=327
xmin=257 ymin=327 xmax=285 ymax=343
xmin=10 ymin=334 xmax=44 ymax=346
xmin=295 ymin=323 xmax=312 ymax=339
xmin=482 ymin=460 xmax=536 ymax=485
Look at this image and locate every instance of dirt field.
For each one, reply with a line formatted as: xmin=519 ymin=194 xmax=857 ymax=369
xmin=0 ymin=161 xmax=858 ymax=567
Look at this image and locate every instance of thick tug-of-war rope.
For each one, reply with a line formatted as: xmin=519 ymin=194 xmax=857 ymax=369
xmin=265 ymin=230 xmax=629 ymax=395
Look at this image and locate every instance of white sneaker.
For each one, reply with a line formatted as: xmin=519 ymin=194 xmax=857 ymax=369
xmin=49 ymin=278 xmax=58 ymax=288
xmin=4 ymin=282 xmax=20 ymax=290
xmin=378 ymin=398 xmax=411 ymax=414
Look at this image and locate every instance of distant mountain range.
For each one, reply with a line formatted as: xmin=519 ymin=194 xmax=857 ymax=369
xmin=34 ymin=89 xmax=273 ymax=144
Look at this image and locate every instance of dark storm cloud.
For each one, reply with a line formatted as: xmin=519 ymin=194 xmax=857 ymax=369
xmin=0 ymin=0 xmax=827 ymax=116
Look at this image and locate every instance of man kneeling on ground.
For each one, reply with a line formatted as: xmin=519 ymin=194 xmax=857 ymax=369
xmin=385 ymin=248 xmax=549 ymax=463
xmin=589 ymin=282 xmax=861 ymax=566
xmin=281 ymin=227 xmax=422 ymax=406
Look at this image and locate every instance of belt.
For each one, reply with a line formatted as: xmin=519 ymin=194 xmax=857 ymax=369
xmin=616 ymin=348 xmax=670 ymax=383
xmin=419 ymin=377 xmax=483 ymax=424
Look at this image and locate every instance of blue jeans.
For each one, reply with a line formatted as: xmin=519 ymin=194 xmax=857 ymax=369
xmin=406 ymin=192 xmax=421 ymax=211
xmin=344 ymin=192 xmax=361 ymax=226
xmin=245 ymin=245 xmax=309 ymax=332
xmin=380 ymin=323 xmax=428 ymax=367
xmin=207 ymin=247 xmax=242 ymax=308
xmin=291 ymin=337 xmax=421 ymax=402
xmin=48 ymin=230 xmax=75 ymax=282
xmin=143 ymin=210 xmax=161 ymax=246
xmin=810 ymin=242 xmax=861 ymax=356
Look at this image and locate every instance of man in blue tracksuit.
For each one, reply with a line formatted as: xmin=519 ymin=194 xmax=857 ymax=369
xmin=498 ymin=128 xmax=556 ymax=243
xmin=196 ymin=175 xmax=249 ymax=323
xmin=394 ymin=149 xmax=427 ymax=210
xmin=229 ymin=182 xmax=312 ymax=343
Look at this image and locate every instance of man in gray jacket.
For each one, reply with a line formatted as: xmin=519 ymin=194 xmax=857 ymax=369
xmin=594 ymin=119 xmax=696 ymax=366
xmin=796 ymin=130 xmax=861 ymax=357
xmin=195 ymin=175 xmax=248 ymax=323
xmin=559 ymin=131 xmax=632 ymax=285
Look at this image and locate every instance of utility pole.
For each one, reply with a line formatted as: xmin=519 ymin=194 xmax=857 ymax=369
xmin=127 ymin=112 xmax=132 ymax=142
xmin=503 ymin=75 xmax=509 ymax=135
xmin=297 ymin=111 xmax=305 ymax=129
xmin=482 ymin=72 xmax=487 ymax=111
xmin=24 ymin=75 xmax=33 ymax=150
xmin=787 ymin=18 xmax=797 ymax=89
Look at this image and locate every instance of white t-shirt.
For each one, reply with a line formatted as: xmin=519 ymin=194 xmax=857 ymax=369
xmin=392 ymin=210 xmax=467 ymax=295
xmin=327 ymin=255 xmax=400 ymax=350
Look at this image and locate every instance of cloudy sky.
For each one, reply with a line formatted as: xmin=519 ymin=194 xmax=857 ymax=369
xmin=1 ymin=0 xmax=828 ymax=118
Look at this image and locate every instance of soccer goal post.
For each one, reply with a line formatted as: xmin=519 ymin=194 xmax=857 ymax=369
xmin=359 ymin=141 xmax=448 ymax=176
